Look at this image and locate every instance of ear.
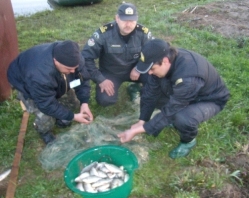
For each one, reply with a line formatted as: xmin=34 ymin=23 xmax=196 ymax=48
xmin=163 ymin=57 xmax=170 ymax=64
xmin=115 ymin=15 xmax=119 ymax=22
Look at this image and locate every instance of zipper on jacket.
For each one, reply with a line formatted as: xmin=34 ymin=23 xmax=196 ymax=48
xmin=62 ymin=74 xmax=67 ymax=94
xmin=78 ymin=72 xmax=83 ymax=82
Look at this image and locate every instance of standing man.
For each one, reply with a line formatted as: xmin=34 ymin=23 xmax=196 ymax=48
xmin=118 ymin=39 xmax=230 ymax=159
xmin=82 ymin=2 xmax=153 ymax=106
xmin=8 ymin=40 xmax=93 ymax=144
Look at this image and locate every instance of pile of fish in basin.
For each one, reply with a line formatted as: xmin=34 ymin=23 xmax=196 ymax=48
xmin=64 ymin=145 xmax=138 ymax=198
xmin=75 ymin=161 xmax=129 ymax=193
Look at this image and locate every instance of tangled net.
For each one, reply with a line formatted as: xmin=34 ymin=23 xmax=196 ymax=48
xmin=39 ymin=106 xmax=162 ymax=171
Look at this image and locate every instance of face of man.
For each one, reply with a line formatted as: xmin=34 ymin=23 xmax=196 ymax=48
xmin=148 ymin=57 xmax=171 ymax=78
xmin=54 ymin=58 xmax=79 ymax=75
xmin=115 ymin=15 xmax=137 ymax=36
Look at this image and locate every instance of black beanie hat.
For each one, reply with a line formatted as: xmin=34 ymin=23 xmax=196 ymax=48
xmin=53 ymin=40 xmax=80 ymax=67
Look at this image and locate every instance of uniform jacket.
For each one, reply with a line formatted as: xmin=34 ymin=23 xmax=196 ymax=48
xmin=7 ymin=42 xmax=90 ymax=121
xmin=140 ymin=48 xmax=230 ymax=136
xmin=81 ymin=21 xmax=152 ymax=84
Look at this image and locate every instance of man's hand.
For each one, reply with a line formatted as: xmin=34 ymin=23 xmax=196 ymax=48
xmin=117 ymin=124 xmax=146 ymax=143
xmin=117 ymin=129 xmax=137 ymax=143
xmin=99 ymin=79 xmax=115 ymax=96
xmin=130 ymin=67 xmax=140 ymax=81
xmin=73 ymin=103 xmax=93 ymax=124
xmin=131 ymin=120 xmax=145 ymax=129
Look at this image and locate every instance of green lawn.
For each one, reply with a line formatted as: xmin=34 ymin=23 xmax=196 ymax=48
xmin=1 ymin=0 xmax=249 ymax=197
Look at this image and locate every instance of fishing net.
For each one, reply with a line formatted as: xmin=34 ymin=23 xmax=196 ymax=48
xmin=39 ymin=104 xmax=162 ymax=171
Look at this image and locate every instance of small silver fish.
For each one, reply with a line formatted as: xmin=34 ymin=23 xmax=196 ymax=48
xmin=74 ymin=172 xmax=90 ymax=182
xmin=99 ymin=165 xmax=110 ymax=173
xmin=90 ymin=167 xmax=99 ymax=177
xmin=111 ymin=178 xmax=124 ymax=189
xmin=96 ymin=170 xmax=108 ymax=178
xmin=97 ymin=183 xmax=110 ymax=192
xmin=0 ymin=169 xmax=11 ymax=182
xmin=91 ymin=178 xmax=112 ymax=188
xmin=82 ymin=176 xmax=102 ymax=183
xmin=81 ymin=162 xmax=97 ymax=173
xmin=76 ymin=182 xmax=84 ymax=191
xmin=83 ymin=182 xmax=97 ymax=193
xmin=124 ymin=173 xmax=129 ymax=182
xmin=104 ymin=163 xmax=123 ymax=173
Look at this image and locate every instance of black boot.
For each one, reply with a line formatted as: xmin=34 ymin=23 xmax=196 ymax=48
xmin=127 ymin=83 xmax=141 ymax=102
xmin=56 ymin=119 xmax=72 ymax=128
xmin=39 ymin=131 xmax=56 ymax=145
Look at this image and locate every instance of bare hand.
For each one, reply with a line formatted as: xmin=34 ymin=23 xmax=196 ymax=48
xmin=131 ymin=120 xmax=145 ymax=129
xmin=73 ymin=103 xmax=94 ymax=124
xmin=117 ymin=129 xmax=136 ymax=143
xmin=117 ymin=124 xmax=146 ymax=143
xmin=74 ymin=113 xmax=92 ymax=124
xmin=130 ymin=68 xmax=140 ymax=81
xmin=99 ymin=79 xmax=115 ymax=96
xmin=80 ymin=103 xmax=93 ymax=121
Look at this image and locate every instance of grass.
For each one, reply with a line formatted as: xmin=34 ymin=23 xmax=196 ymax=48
xmin=1 ymin=0 xmax=249 ymax=197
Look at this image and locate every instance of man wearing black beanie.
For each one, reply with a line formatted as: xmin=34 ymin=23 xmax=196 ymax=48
xmin=7 ymin=40 xmax=93 ymax=145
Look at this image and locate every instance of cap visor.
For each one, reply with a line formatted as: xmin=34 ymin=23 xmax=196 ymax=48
xmin=119 ymin=15 xmax=138 ymax=21
xmin=136 ymin=61 xmax=153 ymax=74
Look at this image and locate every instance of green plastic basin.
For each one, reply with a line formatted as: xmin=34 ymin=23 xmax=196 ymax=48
xmin=64 ymin=145 xmax=139 ymax=198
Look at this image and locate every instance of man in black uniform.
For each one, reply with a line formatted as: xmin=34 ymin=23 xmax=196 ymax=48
xmin=82 ymin=2 xmax=153 ymax=106
xmin=8 ymin=40 xmax=93 ymax=144
xmin=118 ymin=39 xmax=230 ymax=159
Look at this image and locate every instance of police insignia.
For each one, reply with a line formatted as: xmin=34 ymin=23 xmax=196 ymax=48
xmin=147 ymin=32 xmax=152 ymax=39
xmin=140 ymin=52 xmax=145 ymax=62
xmin=175 ymin=78 xmax=183 ymax=85
xmin=125 ymin=7 xmax=134 ymax=15
xmin=87 ymin=38 xmax=95 ymax=46
xmin=133 ymin=54 xmax=139 ymax=59
xmin=142 ymin=27 xmax=149 ymax=34
xmin=93 ymin=32 xmax=99 ymax=39
xmin=100 ymin=26 xmax=107 ymax=33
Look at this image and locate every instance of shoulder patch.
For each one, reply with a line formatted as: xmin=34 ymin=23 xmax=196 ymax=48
xmin=136 ymin=24 xmax=149 ymax=34
xmin=175 ymin=78 xmax=183 ymax=85
xmin=99 ymin=23 xmax=114 ymax=33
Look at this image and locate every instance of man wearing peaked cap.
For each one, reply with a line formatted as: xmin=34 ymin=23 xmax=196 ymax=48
xmin=118 ymin=39 xmax=230 ymax=159
xmin=82 ymin=2 xmax=154 ymax=106
xmin=7 ymin=40 xmax=93 ymax=145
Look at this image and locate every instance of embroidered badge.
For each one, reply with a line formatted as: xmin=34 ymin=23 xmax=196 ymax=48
xmin=133 ymin=54 xmax=139 ymax=59
xmin=125 ymin=7 xmax=134 ymax=15
xmin=175 ymin=78 xmax=183 ymax=85
xmin=147 ymin=31 xmax=152 ymax=39
xmin=100 ymin=26 xmax=107 ymax=33
xmin=142 ymin=27 xmax=149 ymax=34
xmin=88 ymin=38 xmax=95 ymax=46
xmin=93 ymin=32 xmax=99 ymax=39
xmin=140 ymin=52 xmax=145 ymax=62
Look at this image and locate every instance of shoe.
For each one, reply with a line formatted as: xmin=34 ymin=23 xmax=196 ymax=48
xmin=169 ymin=138 xmax=196 ymax=159
xmin=40 ymin=131 xmax=56 ymax=145
xmin=127 ymin=83 xmax=141 ymax=102
xmin=56 ymin=119 xmax=72 ymax=128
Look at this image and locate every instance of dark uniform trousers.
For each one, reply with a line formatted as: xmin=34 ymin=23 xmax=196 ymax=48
xmin=17 ymin=90 xmax=80 ymax=134
xmin=157 ymin=95 xmax=221 ymax=143
xmin=96 ymin=70 xmax=148 ymax=106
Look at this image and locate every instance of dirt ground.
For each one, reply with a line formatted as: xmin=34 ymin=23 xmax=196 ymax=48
xmin=175 ymin=0 xmax=249 ymax=197
xmin=175 ymin=0 xmax=249 ymax=38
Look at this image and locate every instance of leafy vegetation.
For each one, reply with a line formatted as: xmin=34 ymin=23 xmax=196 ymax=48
xmin=1 ymin=0 xmax=248 ymax=197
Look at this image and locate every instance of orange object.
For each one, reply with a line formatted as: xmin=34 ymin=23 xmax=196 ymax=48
xmin=0 ymin=0 xmax=19 ymax=102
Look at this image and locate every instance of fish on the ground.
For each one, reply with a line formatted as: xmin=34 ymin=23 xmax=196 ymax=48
xmin=0 ymin=169 xmax=11 ymax=182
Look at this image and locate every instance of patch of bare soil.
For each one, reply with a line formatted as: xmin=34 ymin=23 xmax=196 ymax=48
xmin=175 ymin=0 xmax=249 ymax=38
xmin=196 ymin=143 xmax=249 ymax=198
